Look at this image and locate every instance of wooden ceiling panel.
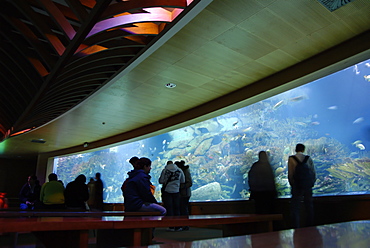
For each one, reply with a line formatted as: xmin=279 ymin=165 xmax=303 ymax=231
xmin=0 ymin=0 xmax=369 ymax=158
xmin=213 ymin=26 xmax=276 ymax=60
xmin=256 ymin=49 xmax=300 ymax=73
xmin=174 ymin=53 xmax=231 ymax=79
xmin=206 ymin=0 xmax=264 ymax=25
xmin=158 ymin=64 xmax=213 ymax=87
xmin=180 ymin=9 xmax=234 ymax=40
xmin=237 ymin=9 xmax=305 ymax=48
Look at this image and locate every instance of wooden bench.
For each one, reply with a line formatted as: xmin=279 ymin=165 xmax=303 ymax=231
xmin=0 ymin=210 xmax=161 ymax=217
xmin=98 ymin=214 xmax=283 ymax=247
xmin=0 ymin=213 xmax=282 ymax=248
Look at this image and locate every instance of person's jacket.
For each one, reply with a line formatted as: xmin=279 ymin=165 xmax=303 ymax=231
xmin=64 ymin=180 xmax=89 ymax=209
xmin=159 ymin=163 xmax=185 ymax=193
xmin=179 ymin=166 xmax=192 ymax=197
xmin=19 ymin=183 xmax=41 ymax=204
xmin=122 ymin=169 xmax=157 ymax=211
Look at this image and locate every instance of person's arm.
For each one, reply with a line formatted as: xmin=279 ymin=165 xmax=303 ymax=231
xmin=180 ymin=169 xmax=185 ymax=183
xmin=138 ymin=177 xmax=157 ymax=203
xmin=40 ymin=183 xmax=45 ymax=202
xmin=287 ymin=156 xmax=295 ymax=186
xmin=19 ymin=184 xmax=28 ymax=203
xmin=158 ymin=169 xmax=166 ymax=184
xmin=82 ymin=185 xmax=89 ymax=201
xmin=184 ymin=169 xmax=192 ymax=188
xmin=309 ymin=157 xmax=317 ymax=185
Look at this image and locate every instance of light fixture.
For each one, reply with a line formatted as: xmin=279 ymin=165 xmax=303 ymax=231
xmin=165 ymin=83 xmax=176 ymax=88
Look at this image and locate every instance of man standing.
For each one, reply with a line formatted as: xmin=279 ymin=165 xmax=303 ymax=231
xmin=94 ymin=172 xmax=104 ymax=210
xmin=288 ymin=143 xmax=316 ymax=228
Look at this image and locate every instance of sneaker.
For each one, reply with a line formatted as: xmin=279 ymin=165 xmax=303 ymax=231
xmin=166 ymin=227 xmax=175 ymax=232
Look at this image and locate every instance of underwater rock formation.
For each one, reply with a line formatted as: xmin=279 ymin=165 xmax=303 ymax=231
xmin=191 ymin=182 xmax=222 ymax=201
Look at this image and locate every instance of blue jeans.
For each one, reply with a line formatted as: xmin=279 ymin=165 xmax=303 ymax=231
xmin=291 ymin=187 xmax=314 ymax=228
xmin=138 ymin=202 xmax=166 ymax=216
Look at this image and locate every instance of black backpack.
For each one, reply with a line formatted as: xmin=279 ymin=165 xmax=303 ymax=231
xmin=291 ymin=155 xmax=315 ymax=189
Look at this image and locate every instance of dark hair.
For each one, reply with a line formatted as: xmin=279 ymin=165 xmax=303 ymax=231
xmin=48 ymin=173 xmax=58 ymax=181
xmin=75 ymin=174 xmax=86 ymax=183
xmin=295 ymin=143 xmax=305 ymax=152
xmin=29 ymin=175 xmax=37 ymax=181
xmin=135 ymin=157 xmax=151 ymax=170
xmin=95 ymin=172 xmax=101 ymax=179
xmin=129 ymin=156 xmax=139 ymax=166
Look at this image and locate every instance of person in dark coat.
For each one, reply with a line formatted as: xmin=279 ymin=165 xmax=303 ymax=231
xmin=248 ymin=151 xmax=277 ymax=214
xmin=64 ymin=174 xmax=89 ymax=210
xmin=94 ymin=172 xmax=104 ymax=210
xmin=19 ymin=175 xmax=41 ymax=210
xmin=122 ymin=157 xmax=166 ymax=215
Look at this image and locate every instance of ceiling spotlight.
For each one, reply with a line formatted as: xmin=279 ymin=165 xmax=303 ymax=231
xmin=83 ymin=142 xmax=89 ymax=148
xmin=165 ymin=83 xmax=176 ymax=88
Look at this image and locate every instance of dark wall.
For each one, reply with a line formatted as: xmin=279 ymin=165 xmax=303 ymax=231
xmin=0 ymin=158 xmax=37 ymax=205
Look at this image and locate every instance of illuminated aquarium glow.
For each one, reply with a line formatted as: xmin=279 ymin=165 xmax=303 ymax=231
xmin=54 ymin=59 xmax=370 ymax=203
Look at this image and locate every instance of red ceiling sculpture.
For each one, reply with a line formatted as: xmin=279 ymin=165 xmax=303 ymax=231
xmin=0 ymin=0 xmax=194 ymax=141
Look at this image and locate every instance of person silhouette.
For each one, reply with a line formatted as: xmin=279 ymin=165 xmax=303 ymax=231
xmin=288 ymin=143 xmax=316 ymax=228
xmin=248 ymin=151 xmax=277 ymax=214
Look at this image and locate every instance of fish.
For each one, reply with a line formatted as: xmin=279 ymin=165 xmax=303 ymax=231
xmin=273 ymin=100 xmax=284 ymax=110
xmin=290 ymin=95 xmax=306 ymax=102
xmin=353 ymin=65 xmax=360 ymax=75
xmin=232 ymin=121 xmax=238 ymax=126
xmin=353 ymin=117 xmax=364 ymax=124
xmin=243 ymin=127 xmax=252 ymax=132
xmin=364 ymin=75 xmax=370 ymax=82
xmin=311 ymin=121 xmax=320 ymax=126
xmin=352 ymin=140 xmax=362 ymax=145
xmin=365 ymin=63 xmax=370 ymax=67
xmin=327 ymin=106 xmax=338 ymax=110
xmin=356 ymin=143 xmax=366 ymax=150
xmin=295 ymin=122 xmax=307 ymax=127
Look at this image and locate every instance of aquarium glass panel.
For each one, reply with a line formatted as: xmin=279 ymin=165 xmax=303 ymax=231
xmin=54 ymin=59 xmax=370 ymax=203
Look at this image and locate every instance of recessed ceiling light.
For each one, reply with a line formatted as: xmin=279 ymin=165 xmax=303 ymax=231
xmin=165 ymin=83 xmax=176 ymax=88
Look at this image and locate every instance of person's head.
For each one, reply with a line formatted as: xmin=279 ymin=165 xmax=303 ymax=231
xmin=166 ymin=160 xmax=173 ymax=165
xmin=48 ymin=173 xmax=58 ymax=181
xmin=135 ymin=157 xmax=152 ymax=174
xmin=95 ymin=172 xmax=101 ymax=180
xmin=258 ymin=151 xmax=269 ymax=162
xmin=75 ymin=174 xmax=86 ymax=184
xmin=129 ymin=156 xmax=139 ymax=167
xmin=295 ymin=143 xmax=305 ymax=153
xmin=28 ymin=175 xmax=37 ymax=185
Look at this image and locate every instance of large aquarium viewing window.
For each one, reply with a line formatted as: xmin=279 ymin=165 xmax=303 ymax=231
xmin=54 ymin=59 xmax=370 ymax=203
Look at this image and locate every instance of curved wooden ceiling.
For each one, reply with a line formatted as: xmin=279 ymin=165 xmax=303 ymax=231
xmin=0 ymin=0 xmax=192 ymax=141
xmin=0 ymin=0 xmax=369 ymax=159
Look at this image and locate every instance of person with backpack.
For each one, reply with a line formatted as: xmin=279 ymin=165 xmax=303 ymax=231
xmin=159 ymin=160 xmax=185 ymax=231
xmin=288 ymin=143 xmax=316 ymax=228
